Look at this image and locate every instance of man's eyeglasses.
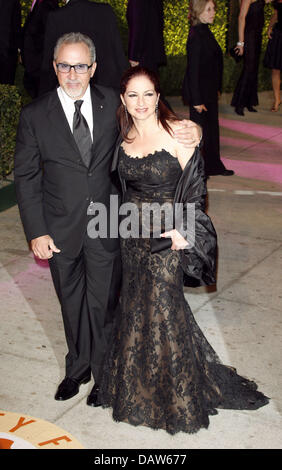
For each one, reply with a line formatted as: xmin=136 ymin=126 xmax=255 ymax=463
xmin=56 ymin=63 xmax=93 ymax=74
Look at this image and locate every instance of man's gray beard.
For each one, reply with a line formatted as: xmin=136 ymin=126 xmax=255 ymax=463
xmin=65 ymin=84 xmax=83 ymax=100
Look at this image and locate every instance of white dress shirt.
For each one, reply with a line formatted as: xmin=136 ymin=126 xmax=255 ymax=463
xmin=57 ymin=85 xmax=94 ymax=141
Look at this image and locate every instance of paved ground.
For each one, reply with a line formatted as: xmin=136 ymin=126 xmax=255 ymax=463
xmin=0 ymin=92 xmax=281 ymax=451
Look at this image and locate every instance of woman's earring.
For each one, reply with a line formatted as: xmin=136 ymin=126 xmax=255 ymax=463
xmin=155 ymin=101 xmax=159 ymax=119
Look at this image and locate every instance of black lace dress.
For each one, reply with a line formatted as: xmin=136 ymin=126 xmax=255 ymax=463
xmin=231 ymin=0 xmax=265 ymax=109
xmin=99 ymin=147 xmax=269 ymax=435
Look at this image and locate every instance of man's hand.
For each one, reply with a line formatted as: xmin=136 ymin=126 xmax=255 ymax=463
xmin=173 ymin=119 xmax=202 ymax=149
xmin=129 ymin=60 xmax=139 ymax=67
xmin=193 ymin=104 xmax=208 ymax=113
xmin=30 ymin=235 xmax=61 ymax=260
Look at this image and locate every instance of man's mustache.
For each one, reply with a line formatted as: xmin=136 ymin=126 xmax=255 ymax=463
xmin=65 ymin=80 xmax=82 ymax=85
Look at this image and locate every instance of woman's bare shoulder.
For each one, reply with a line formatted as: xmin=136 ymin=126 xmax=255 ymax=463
xmin=164 ymin=120 xmax=195 ymax=169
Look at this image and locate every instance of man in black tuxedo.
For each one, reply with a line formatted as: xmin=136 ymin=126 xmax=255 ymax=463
xmin=126 ymin=0 xmax=166 ymax=73
xmin=15 ymin=32 xmax=201 ymax=406
xmin=39 ymin=0 xmax=128 ymax=95
xmin=15 ymin=32 xmax=122 ymax=406
xmin=0 ymin=0 xmax=21 ymax=84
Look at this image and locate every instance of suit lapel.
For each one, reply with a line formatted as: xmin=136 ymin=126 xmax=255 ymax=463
xmin=90 ymin=86 xmax=106 ymax=170
xmin=111 ymin=134 xmax=123 ymax=172
xmin=46 ymin=89 xmax=79 ymax=157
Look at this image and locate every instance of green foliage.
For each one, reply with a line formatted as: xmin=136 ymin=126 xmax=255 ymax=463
xmin=163 ymin=1 xmax=189 ymax=56
xmin=211 ymin=0 xmax=229 ymax=51
xmin=262 ymin=2 xmax=275 ymax=49
xmin=20 ymin=0 xmax=32 ymax=25
xmin=0 ymin=85 xmax=22 ymax=179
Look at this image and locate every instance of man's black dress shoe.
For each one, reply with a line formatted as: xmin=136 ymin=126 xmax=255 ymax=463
xmin=235 ymin=107 xmax=244 ymax=116
xmin=87 ymin=384 xmax=102 ymax=407
xmin=220 ymin=169 xmax=235 ymax=176
xmin=55 ymin=375 xmax=91 ymax=401
xmin=247 ymin=106 xmax=257 ymax=112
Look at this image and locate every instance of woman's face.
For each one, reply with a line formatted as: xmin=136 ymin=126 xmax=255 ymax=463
xmin=199 ymin=1 xmax=216 ymax=24
xmin=121 ymin=74 xmax=159 ymax=121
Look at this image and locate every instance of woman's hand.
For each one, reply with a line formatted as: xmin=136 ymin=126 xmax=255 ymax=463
xmin=267 ymin=27 xmax=273 ymax=39
xmin=193 ymin=104 xmax=208 ymax=113
xmin=234 ymin=44 xmax=244 ymax=56
xmin=160 ymin=229 xmax=189 ymax=251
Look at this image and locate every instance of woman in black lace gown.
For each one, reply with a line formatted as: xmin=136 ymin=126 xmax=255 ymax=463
xmin=231 ymin=0 xmax=272 ymax=115
xmin=99 ymin=66 xmax=269 ymax=435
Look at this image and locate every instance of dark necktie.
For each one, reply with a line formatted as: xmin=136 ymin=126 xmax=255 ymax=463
xmin=73 ymin=100 xmax=92 ymax=167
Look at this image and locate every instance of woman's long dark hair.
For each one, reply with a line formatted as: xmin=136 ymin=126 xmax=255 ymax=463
xmin=117 ymin=66 xmax=179 ymax=142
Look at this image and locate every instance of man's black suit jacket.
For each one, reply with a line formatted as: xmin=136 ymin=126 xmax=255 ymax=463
xmin=182 ymin=23 xmax=223 ymax=106
xmin=14 ymin=85 xmax=121 ymax=257
xmin=39 ymin=0 xmax=128 ymax=95
xmin=126 ymin=0 xmax=166 ymax=70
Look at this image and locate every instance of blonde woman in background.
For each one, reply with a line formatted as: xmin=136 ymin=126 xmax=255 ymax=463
xmin=182 ymin=0 xmax=234 ymax=176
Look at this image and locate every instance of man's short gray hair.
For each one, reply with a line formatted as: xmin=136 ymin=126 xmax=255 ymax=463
xmin=53 ymin=32 xmax=96 ymax=63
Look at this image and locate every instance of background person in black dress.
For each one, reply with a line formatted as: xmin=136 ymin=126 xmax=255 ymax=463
xmin=263 ymin=0 xmax=282 ymax=111
xmin=231 ymin=0 xmax=272 ymax=116
xmin=182 ymin=0 xmax=234 ymax=177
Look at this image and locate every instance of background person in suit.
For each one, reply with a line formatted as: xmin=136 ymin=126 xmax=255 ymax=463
xmin=39 ymin=0 xmax=129 ymax=95
xmin=22 ymin=0 xmax=59 ymax=98
xmin=0 ymin=0 xmax=21 ymax=85
xmin=126 ymin=0 xmax=166 ymax=73
xmin=182 ymin=0 xmax=234 ymax=177
xmin=14 ymin=31 xmax=202 ymax=407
